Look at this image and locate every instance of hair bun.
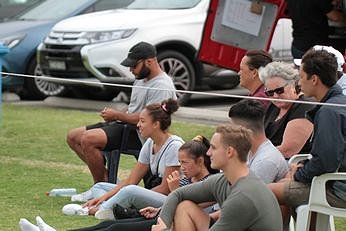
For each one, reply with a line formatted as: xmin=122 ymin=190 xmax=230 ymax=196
xmin=192 ymin=135 xmax=203 ymax=142
xmin=161 ymin=103 xmax=168 ymax=113
xmin=160 ymin=98 xmax=178 ymax=115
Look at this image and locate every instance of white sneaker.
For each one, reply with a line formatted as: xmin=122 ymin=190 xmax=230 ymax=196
xmin=62 ymin=204 xmax=89 ymax=216
xmin=36 ymin=216 xmax=56 ymax=231
xmin=95 ymin=209 xmax=115 ymax=220
xmin=19 ymin=218 xmax=39 ymax=231
xmin=71 ymin=190 xmax=93 ymax=202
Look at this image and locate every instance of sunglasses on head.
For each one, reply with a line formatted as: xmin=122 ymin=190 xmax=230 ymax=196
xmin=264 ymin=84 xmax=288 ymax=97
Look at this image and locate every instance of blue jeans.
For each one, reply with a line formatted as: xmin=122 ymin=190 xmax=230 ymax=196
xmin=90 ymin=183 xmax=167 ymax=210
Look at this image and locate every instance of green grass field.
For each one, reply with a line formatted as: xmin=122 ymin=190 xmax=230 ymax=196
xmin=0 ymin=103 xmax=345 ymax=230
xmin=0 ymin=104 xmax=214 ymax=230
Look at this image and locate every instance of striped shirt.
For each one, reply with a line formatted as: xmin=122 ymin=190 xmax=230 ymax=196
xmin=179 ymin=174 xmax=210 ymax=187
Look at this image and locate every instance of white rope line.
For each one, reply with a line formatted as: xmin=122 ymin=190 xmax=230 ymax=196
xmin=2 ymin=71 xmax=346 ymax=108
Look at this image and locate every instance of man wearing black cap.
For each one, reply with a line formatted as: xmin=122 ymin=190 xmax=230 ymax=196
xmin=66 ymin=41 xmax=177 ymax=183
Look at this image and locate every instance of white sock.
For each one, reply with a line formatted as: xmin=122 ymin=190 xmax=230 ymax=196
xmin=36 ymin=216 xmax=56 ymax=231
xmin=19 ymin=218 xmax=40 ymax=231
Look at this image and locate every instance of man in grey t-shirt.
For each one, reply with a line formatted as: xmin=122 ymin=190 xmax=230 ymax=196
xmin=229 ymin=99 xmax=288 ymax=184
xmin=152 ymin=124 xmax=282 ymax=231
xmin=66 ymin=42 xmax=176 ymax=183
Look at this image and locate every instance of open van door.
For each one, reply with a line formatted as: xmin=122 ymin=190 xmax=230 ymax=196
xmin=198 ymin=0 xmax=287 ymax=71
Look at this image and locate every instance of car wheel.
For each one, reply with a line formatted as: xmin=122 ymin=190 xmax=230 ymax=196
xmin=157 ymin=50 xmax=196 ymax=105
xmin=24 ymin=58 xmax=67 ymax=99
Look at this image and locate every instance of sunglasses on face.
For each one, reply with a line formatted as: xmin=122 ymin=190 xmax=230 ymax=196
xmin=264 ymin=84 xmax=288 ymax=97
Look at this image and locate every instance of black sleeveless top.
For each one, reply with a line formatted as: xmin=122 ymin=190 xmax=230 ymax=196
xmin=264 ymin=96 xmax=315 ymax=154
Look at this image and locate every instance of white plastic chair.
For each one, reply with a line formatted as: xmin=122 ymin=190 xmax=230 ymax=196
xmin=287 ymin=154 xmax=312 ymax=165
xmin=294 ymin=173 xmax=346 ymax=231
xmin=288 ymin=154 xmax=346 ymax=231
xmin=288 ymin=154 xmax=312 ymax=231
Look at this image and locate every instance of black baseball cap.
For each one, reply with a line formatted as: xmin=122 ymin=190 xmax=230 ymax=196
xmin=120 ymin=41 xmax=157 ymax=67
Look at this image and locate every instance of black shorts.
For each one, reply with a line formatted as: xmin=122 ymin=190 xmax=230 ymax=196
xmin=86 ymin=121 xmax=139 ymax=151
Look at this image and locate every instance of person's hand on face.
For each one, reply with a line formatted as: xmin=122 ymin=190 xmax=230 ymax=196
xmin=167 ymin=170 xmax=180 ymax=192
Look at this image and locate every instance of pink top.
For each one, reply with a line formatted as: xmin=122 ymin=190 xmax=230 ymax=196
xmin=251 ymin=84 xmax=269 ymax=108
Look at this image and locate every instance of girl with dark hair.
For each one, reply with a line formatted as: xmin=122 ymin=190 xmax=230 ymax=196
xmin=176 ymin=135 xmax=219 ymax=187
xmin=20 ymin=136 xmax=218 ymax=231
xmin=65 ymin=99 xmax=184 ymax=220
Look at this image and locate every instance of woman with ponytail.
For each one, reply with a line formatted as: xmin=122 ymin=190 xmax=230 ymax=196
xmin=64 ymin=99 xmax=183 ymax=220
xmin=20 ymin=135 xmax=218 ymax=231
xmin=72 ymin=135 xmax=217 ymax=230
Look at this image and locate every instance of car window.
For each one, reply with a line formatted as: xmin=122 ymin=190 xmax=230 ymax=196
xmin=93 ymin=0 xmax=134 ymax=11
xmin=82 ymin=0 xmax=134 ymax=13
xmin=16 ymin=0 xmax=91 ymax=20
xmin=126 ymin=0 xmax=201 ymax=9
xmin=0 ymin=0 xmax=42 ymax=21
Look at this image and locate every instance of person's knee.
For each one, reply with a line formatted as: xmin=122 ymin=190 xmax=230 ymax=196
xmin=176 ymin=200 xmax=195 ymax=213
xmin=66 ymin=127 xmax=84 ymax=145
xmin=92 ymin=182 xmax=105 ymax=190
xmin=121 ymin=185 xmax=137 ymax=192
xmin=118 ymin=185 xmax=139 ymax=198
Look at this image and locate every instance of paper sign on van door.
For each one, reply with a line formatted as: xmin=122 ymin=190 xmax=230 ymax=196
xmin=221 ymin=0 xmax=265 ymax=36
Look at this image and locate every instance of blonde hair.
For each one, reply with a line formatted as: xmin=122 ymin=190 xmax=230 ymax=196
xmin=215 ymin=123 xmax=252 ymax=162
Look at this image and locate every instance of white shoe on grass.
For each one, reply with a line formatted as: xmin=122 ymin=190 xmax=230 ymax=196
xmin=95 ymin=209 xmax=115 ymax=220
xmin=71 ymin=189 xmax=93 ymax=202
xmin=36 ymin=216 xmax=56 ymax=231
xmin=62 ymin=203 xmax=89 ymax=216
xmin=19 ymin=218 xmax=39 ymax=231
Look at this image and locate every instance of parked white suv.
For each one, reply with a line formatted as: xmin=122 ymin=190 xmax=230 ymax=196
xmin=37 ymin=0 xmax=293 ymax=104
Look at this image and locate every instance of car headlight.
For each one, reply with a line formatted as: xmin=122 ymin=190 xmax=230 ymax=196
xmin=0 ymin=34 xmax=26 ymax=49
xmin=83 ymin=29 xmax=136 ymax=44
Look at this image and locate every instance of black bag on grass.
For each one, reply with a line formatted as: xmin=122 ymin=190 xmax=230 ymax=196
xmin=112 ymin=204 xmax=142 ymax=219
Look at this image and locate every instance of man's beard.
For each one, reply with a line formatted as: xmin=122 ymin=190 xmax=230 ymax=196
xmin=136 ymin=65 xmax=151 ymax=79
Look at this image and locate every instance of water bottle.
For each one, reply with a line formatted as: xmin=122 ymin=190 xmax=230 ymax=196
xmin=45 ymin=188 xmax=77 ymax=197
